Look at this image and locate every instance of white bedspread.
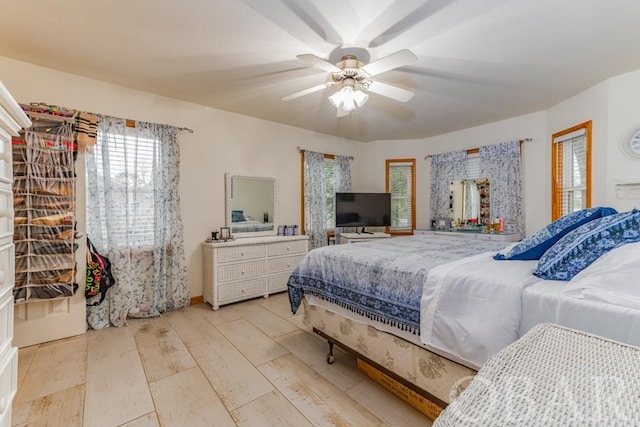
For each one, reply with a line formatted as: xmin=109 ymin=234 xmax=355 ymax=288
xmin=563 ymin=241 xmax=640 ymax=310
xmin=521 ymin=242 xmax=640 ymax=346
xmin=421 ymin=253 xmax=539 ymax=369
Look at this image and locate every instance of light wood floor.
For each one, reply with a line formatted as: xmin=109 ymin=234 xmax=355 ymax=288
xmin=12 ymin=292 xmax=432 ymax=427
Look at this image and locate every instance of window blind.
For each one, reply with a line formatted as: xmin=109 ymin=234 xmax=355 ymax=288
xmin=388 ymin=161 xmax=413 ymax=230
xmin=465 ymin=154 xmax=481 ymax=179
xmin=93 ymin=130 xmax=158 ymax=247
xmin=554 ymin=132 xmax=587 ymax=217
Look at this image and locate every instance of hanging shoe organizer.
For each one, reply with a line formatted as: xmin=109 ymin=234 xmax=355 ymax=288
xmin=13 ymin=117 xmax=78 ymax=301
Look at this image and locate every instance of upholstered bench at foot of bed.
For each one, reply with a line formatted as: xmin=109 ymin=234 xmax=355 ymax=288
xmin=434 ymin=323 xmax=640 ymax=426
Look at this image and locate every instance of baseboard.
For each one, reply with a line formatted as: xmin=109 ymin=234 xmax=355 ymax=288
xmin=189 ymin=295 xmax=204 ymax=305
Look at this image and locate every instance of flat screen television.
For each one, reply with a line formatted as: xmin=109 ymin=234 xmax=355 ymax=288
xmin=335 ymin=192 xmax=391 ymax=233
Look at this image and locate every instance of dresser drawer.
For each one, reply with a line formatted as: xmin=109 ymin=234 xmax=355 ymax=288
xmin=268 ymin=273 xmax=291 ymax=293
xmin=0 ymin=133 xmax=11 ymax=186
xmin=267 ymin=254 xmax=305 ymax=274
xmin=218 ymin=278 xmax=266 ymax=302
xmin=216 ymin=244 xmax=266 ymax=263
xmin=268 ymin=239 xmax=307 ymax=257
xmin=217 ymin=260 xmax=265 ymax=283
xmin=0 ymin=245 xmax=12 ymax=291
xmin=0 ymin=288 xmax=12 ymax=358
xmin=0 ymin=347 xmax=17 ymax=421
xmin=0 ymin=190 xmax=11 ymax=241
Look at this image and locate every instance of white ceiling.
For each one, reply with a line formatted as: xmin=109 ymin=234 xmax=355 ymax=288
xmin=1 ymin=0 xmax=640 ymax=142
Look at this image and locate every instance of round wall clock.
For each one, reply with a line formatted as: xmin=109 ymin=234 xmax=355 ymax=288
xmin=621 ymin=128 xmax=640 ymax=159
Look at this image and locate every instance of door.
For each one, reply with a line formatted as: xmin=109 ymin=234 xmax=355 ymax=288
xmin=13 ymin=151 xmax=87 ymax=348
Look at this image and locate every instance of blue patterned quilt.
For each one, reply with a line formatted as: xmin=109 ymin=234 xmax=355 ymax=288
xmin=287 ymin=235 xmax=507 ymax=334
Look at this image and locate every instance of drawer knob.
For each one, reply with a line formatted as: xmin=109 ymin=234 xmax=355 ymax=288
xmin=241 ymin=288 xmax=246 ymax=294
xmin=286 ymin=246 xmax=290 ymax=251
xmin=240 ymin=251 xmax=245 ymax=256
xmin=287 ymin=263 xmax=291 ymax=268
xmin=240 ymin=271 xmax=245 ymax=275
xmin=0 ymin=271 xmax=5 ymax=285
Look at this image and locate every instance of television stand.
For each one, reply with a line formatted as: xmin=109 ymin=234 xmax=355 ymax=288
xmin=340 ymin=232 xmax=391 ymax=244
xmin=358 ymin=227 xmax=374 ymax=235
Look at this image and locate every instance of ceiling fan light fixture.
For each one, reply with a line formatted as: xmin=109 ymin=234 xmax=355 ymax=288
xmin=353 ymin=89 xmax=369 ymax=107
xmin=328 ymin=86 xmax=368 ymax=116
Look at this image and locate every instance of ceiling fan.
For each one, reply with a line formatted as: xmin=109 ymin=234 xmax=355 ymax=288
xmin=281 ymin=49 xmax=417 ymax=117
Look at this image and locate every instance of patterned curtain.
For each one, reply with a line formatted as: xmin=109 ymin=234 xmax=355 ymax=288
xmin=303 ymin=151 xmax=327 ymax=250
xmin=430 ymin=151 xmax=467 ymax=224
xmin=86 ymin=115 xmax=190 ymax=328
xmin=480 ymin=141 xmax=523 ymax=233
xmin=333 ymin=155 xmax=352 ymax=242
xmin=334 ymin=155 xmax=352 ymax=193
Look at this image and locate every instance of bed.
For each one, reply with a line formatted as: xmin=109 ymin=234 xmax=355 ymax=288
xmin=230 ymin=220 xmax=273 ymax=233
xmin=287 ymin=235 xmax=524 ymax=412
xmin=521 ymin=241 xmax=640 ymax=344
xmin=287 ymin=210 xmax=640 ymax=417
xmin=230 ymin=208 xmax=273 ymax=232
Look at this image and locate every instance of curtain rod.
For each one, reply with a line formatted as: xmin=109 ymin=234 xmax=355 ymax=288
xmin=23 ymin=103 xmax=195 ymax=133
xmin=297 ymin=146 xmax=354 ymax=160
xmin=423 ymin=138 xmax=533 ymax=160
xmin=24 ymin=111 xmax=76 ymax=124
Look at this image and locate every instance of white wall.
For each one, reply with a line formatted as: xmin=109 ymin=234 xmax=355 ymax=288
xmin=366 ymin=111 xmax=548 ymax=234
xmin=0 ymin=57 xmax=365 ymax=298
xmin=605 ymin=69 xmax=640 ymax=211
xmin=546 ymin=79 xmax=610 ymax=210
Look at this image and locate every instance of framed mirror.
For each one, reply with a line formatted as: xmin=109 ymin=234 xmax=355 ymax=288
xmin=225 ymin=174 xmax=278 ymax=237
xmin=450 ymin=179 xmax=491 ymax=227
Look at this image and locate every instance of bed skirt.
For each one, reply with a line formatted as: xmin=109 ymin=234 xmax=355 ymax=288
xmin=302 ymin=297 xmax=477 ymax=412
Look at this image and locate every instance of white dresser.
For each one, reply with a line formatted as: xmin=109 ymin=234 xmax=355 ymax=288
xmin=0 ymin=81 xmax=31 ymax=427
xmin=202 ymin=235 xmax=308 ymax=310
xmin=414 ymin=229 xmax=521 ymax=242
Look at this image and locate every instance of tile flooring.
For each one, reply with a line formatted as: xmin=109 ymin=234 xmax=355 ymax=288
xmin=12 ymin=292 xmax=432 ymax=426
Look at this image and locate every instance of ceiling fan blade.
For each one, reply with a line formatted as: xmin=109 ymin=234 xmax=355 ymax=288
xmin=361 ymin=49 xmax=417 ymax=77
xmin=281 ymin=82 xmax=333 ymax=102
xmin=366 ymin=81 xmax=414 ymax=103
xmin=297 ymin=54 xmax=342 ymax=73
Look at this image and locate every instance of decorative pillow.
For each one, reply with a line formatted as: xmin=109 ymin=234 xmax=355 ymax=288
xmin=231 ymin=210 xmax=245 ymax=222
xmin=533 ymin=209 xmax=640 ymax=281
xmin=494 ymin=207 xmax=617 ymax=260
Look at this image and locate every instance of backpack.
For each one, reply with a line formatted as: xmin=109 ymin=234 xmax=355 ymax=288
xmin=85 ymin=237 xmax=116 ymax=306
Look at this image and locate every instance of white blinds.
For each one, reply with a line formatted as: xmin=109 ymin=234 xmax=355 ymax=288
xmin=389 ymin=161 xmax=413 ymax=229
xmin=93 ymin=130 xmax=158 ymax=246
xmin=555 ymin=132 xmax=587 ymax=216
xmin=465 ymin=154 xmax=481 ymax=179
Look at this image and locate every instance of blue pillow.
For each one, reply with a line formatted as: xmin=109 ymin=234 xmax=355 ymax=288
xmin=533 ymin=209 xmax=640 ymax=281
xmin=231 ymin=210 xmax=245 ymax=222
xmin=494 ymin=207 xmax=617 ymax=260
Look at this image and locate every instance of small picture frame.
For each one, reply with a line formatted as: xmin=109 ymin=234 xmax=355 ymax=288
xmin=278 ymin=225 xmax=286 ymax=236
xmin=220 ymin=227 xmax=232 ymax=241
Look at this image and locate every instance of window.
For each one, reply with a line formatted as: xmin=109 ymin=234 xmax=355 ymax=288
xmin=552 ymin=121 xmax=592 ymax=220
xmin=91 ymin=128 xmax=158 ymax=248
xmin=386 ymin=159 xmax=416 ymax=233
xmin=324 ymin=157 xmax=335 ymax=228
